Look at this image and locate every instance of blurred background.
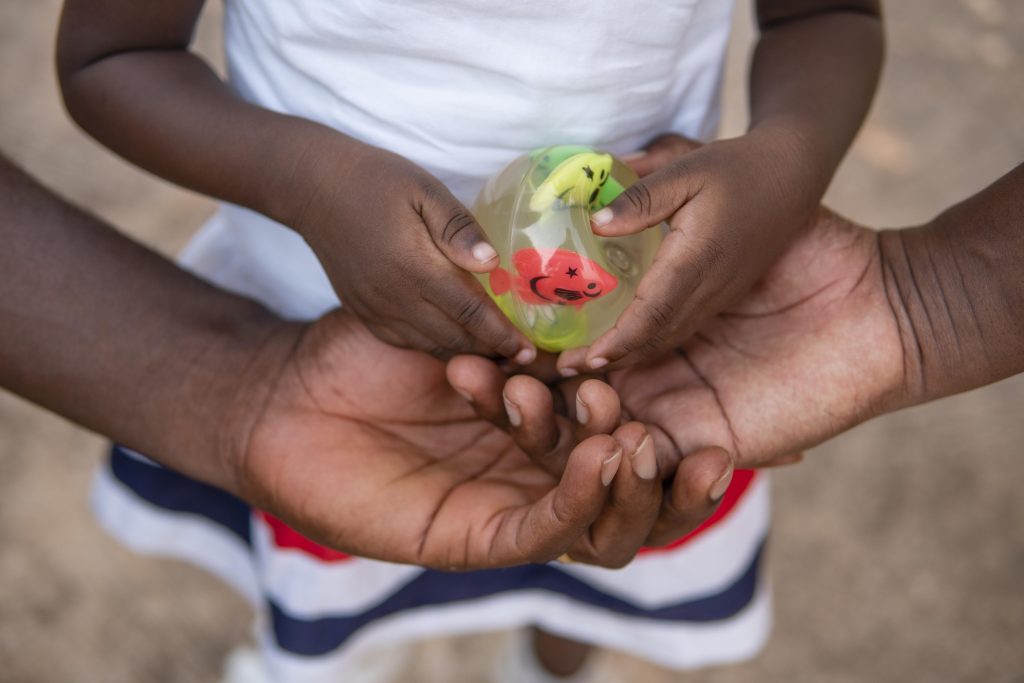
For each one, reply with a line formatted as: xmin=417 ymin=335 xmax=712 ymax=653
xmin=1 ymin=1 xmax=1021 ymax=681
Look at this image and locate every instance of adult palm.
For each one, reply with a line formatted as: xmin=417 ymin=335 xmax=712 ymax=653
xmin=612 ymin=207 xmax=908 ymax=470
xmin=230 ymin=310 xmax=665 ymax=570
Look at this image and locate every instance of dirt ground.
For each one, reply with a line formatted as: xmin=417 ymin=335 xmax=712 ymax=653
xmin=1 ymin=1 xmax=1022 ymax=682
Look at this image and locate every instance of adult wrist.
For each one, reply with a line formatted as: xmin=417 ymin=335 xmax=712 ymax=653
xmin=156 ymin=302 xmax=303 ymax=498
xmin=875 ymin=221 xmax=1008 ymax=410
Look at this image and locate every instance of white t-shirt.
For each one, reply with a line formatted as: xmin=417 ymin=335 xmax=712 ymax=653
xmin=185 ymin=0 xmax=736 ymax=317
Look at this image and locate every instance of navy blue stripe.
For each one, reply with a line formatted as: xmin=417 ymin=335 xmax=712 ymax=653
xmin=107 ymin=445 xmax=764 ymax=657
xmin=109 ymin=445 xmax=251 ymax=544
xmin=270 ymin=542 xmax=766 ymax=657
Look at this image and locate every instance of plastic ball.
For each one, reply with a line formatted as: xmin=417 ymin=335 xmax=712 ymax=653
xmin=472 ymin=145 xmax=663 ymax=352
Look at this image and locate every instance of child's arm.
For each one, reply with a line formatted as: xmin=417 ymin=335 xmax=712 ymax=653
xmin=56 ymin=0 xmax=535 ymax=363
xmin=571 ymin=0 xmax=884 ymax=370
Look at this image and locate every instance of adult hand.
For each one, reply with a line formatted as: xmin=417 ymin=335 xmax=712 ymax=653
xmin=610 ymin=205 xmax=905 ymax=469
xmin=224 ymin=309 xmax=680 ymax=569
xmin=446 ymin=359 xmax=736 ymax=552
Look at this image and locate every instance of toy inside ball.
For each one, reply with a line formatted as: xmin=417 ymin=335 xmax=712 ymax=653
xmin=472 ymin=145 xmax=663 ymax=352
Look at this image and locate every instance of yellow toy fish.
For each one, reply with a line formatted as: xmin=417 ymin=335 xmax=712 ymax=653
xmin=528 ymin=151 xmax=613 ymax=212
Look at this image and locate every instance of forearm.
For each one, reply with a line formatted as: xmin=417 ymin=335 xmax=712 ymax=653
xmin=880 ymin=163 xmax=1024 ymax=407
xmin=749 ymin=0 xmax=884 ymax=199
xmin=56 ymin=0 xmax=357 ymax=229
xmin=0 ymin=156 xmax=294 ymax=493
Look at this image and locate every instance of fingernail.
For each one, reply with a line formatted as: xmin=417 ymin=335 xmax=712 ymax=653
xmin=601 ymin=448 xmax=623 ymax=486
xmin=591 ymin=208 xmax=613 ymax=227
xmin=454 ymin=388 xmax=474 ymax=403
xmin=620 ymin=150 xmax=648 ymax=162
xmin=514 ymin=346 xmax=536 ymax=365
xmin=559 ymin=367 xmax=579 ymax=378
xmin=472 ymin=242 xmax=498 ymax=263
xmin=575 ymin=393 xmax=590 ymax=425
xmin=589 ymin=357 xmax=608 ymax=370
xmin=709 ymin=464 xmax=734 ymax=502
xmin=503 ymin=394 xmax=522 ymax=427
xmin=630 ymin=435 xmax=657 ymax=480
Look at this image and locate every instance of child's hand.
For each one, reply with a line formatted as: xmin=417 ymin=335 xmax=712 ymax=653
xmin=292 ymin=142 xmax=535 ymax=362
xmin=563 ymin=131 xmax=820 ymax=371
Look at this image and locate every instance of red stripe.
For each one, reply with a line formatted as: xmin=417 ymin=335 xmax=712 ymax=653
xmin=259 ymin=512 xmax=353 ymax=561
xmin=260 ymin=469 xmax=758 ymax=562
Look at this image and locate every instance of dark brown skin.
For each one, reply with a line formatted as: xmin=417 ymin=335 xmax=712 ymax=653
xmin=56 ymin=0 xmax=881 ymax=369
xmin=0 ymin=154 xmax=737 ymax=569
xmin=452 ymin=147 xmax=1024 ymax=480
xmin=572 ymin=0 xmax=885 ymax=371
xmin=452 ymin=151 xmax=1023 ymax=676
xmin=55 ymin=0 xmax=534 ymax=364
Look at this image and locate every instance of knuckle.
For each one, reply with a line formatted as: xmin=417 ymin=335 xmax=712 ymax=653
xmin=455 ymin=295 xmax=487 ymax=329
xmin=438 ymin=207 xmax=479 ymax=249
xmin=620 ymin=182 xmax=654 ymax=217
xmin=590 ymin=546 xmax=633 ymax=569
xmin=696 ymin=236 xmax=728 ymax=271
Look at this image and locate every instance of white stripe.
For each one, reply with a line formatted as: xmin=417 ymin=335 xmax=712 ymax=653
xmin=91 ymin=465 xmax=261 ymax=607
xmin=251 ymin=517 xmax=425 ymax=617
xmin=560 ymin=472 xmax=771 ymax=607
xmin=260 ymin=585 xmax=771 ymax=683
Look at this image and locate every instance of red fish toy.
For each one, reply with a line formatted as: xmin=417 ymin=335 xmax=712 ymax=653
xmin=488 ymin=248 xmax=618 ymax=309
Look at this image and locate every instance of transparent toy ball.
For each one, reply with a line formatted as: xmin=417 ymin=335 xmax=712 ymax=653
xmin=472 ymin=145 xmax=663 ymax=352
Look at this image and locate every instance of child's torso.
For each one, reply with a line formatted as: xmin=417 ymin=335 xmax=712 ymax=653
xmin=195 ymin=0 xmax=736 ymax=318
xmin=223 ymin=0 xmax=736 ymax=202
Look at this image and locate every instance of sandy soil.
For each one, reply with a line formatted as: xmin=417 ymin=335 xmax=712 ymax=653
xmin=1 ymin=1 xmax=1022 ymax=681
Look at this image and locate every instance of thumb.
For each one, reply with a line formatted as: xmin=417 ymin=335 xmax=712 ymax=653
xmin=419 ymin=183 xmax=500 ymax=273
xmin=590 ymin=160 xmax=703 ymax=237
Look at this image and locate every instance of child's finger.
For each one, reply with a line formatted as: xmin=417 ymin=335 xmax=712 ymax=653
xmin=555 ymin=346 xmax=589 ymax=377
xmin=490 ymin=434 xmax=621 ymax=565
xmin=419 ymin=183 xmax=501 ymax=274
xmin=583 ymin=229 xmax=704 ymax=369
xmin=425 ymin=276 xmax=536 ymax=362
xmin=590 ymin=158 xmax=703 ymax=238
xmin=644 ymin=446 xmax=733 ymax=548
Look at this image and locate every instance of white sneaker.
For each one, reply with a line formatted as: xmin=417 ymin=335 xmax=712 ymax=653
xmin=219 ymin=644 xmax=411 ymax=683
xmin=221 ymin=647 xmax=273 ymax=683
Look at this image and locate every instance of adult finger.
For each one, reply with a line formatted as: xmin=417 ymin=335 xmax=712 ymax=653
xmin=761 ymin=452 xmax=805 ymax=468
xmin=645 ymin=446 xmax=734 ymax=547
xmin=562 ymin=422 xmax=662 ymax=568
xmin=501 ymin=374 xmax=567 ymax=468
xmin=446 ymin=353 xmax=509 ymax=423
xmin=572 ymin=379 xmax=622 ymax=443
xmin=487 ymin=434 xmax=623 ymax=565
